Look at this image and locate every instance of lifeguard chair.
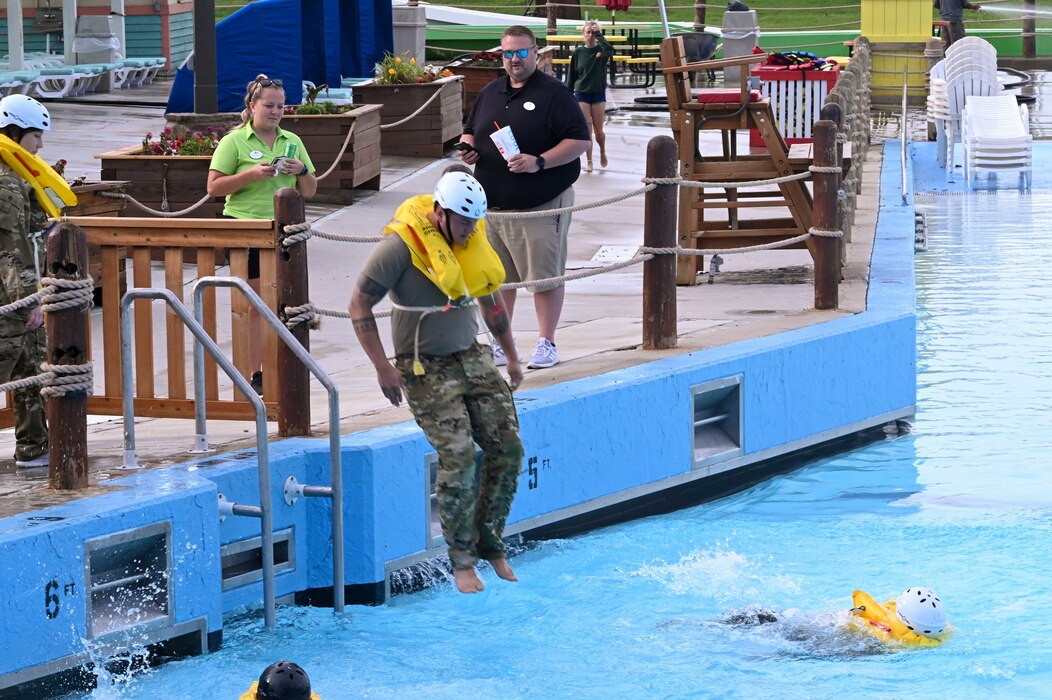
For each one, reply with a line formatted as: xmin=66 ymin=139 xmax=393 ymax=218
xmin=659 ymin=37 xmax=813 ymax=285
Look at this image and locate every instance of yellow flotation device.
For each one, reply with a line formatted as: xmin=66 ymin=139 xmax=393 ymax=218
xmin=385 ymin=194 xmax=505 ymax=300
xmin=240 ymin=681 xmax=322 ymax=700
xmin=0 ymin=134 xmax=76 ymax=219
xmin=851 ymin=590 xmax=949 ymax=647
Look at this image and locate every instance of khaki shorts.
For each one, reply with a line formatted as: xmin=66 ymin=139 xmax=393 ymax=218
xmin=487 ymin=188 xmax=574 ymax=289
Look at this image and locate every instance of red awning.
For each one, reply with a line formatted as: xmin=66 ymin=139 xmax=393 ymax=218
xmin=597 ymin=0 xmax=632 ymax=11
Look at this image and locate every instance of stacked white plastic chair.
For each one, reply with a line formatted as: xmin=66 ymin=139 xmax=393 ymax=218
xmin=961 ymin=94 xmax=1032 ymax=191
xmin=927 ymin=37 xmax=999 ymax=170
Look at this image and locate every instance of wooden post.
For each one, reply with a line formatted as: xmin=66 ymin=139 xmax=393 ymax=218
xmin=812 ymin=120 xmax=841 ymax=310
xmin=1023 ymin=0 xmax=1036 ymax=59
xmin=274 ymin=189 xmax=311 ymax=437
xmin=925 ymin=37 xmax=942 ymax=141
xmin=547 ymin=1 xmax=557 ymax=35
xmin=693 ymin=0 xmax=706 ymax=32
xmin=643 ymin=135 xmax=679 ymax=350
xmin=46 ymin=222 xmax=89 ymax=490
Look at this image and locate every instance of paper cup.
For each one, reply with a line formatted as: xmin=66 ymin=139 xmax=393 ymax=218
xmin=489 ymin=126 xmax=520 ymax=161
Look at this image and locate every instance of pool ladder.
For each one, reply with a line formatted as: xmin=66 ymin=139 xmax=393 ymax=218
xmin=119 ymin=278 xmax=345 ymax=629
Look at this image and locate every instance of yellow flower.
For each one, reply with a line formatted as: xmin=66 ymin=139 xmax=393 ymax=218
xmin=410 ymin=57 xmax=416 ymax=65
xmin=395 ymin=56 xmax=402 ymax=63
xmin=388 ymin=68 xmax=396 ymax=75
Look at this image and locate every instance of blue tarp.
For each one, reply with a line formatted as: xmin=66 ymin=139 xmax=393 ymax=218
xmin=167 ymin=0 xmax=392 ymax=113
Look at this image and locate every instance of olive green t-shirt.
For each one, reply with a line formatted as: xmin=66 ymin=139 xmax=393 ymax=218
xmin=208 ymin=125 xmax=314 ymax=219
xmin=359 ymin=235 xmax=480 ymax=357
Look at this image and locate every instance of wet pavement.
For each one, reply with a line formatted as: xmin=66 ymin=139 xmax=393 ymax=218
xmin=11 ymin=69 xmax=1051 ymax=516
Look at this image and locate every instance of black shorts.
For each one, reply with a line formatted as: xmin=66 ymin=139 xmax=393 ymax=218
xmin=220 ymin=214 xmax=261 ymax=280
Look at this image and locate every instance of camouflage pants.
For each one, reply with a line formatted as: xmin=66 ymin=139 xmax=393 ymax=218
xmin=0 ymin=323 xmax=48 ymax=461
xmin=396 ymin=343 xmax=524 ymax=570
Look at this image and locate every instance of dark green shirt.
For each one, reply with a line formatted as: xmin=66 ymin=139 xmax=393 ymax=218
xmin=567 ymin=35 xmax=614 ymax=94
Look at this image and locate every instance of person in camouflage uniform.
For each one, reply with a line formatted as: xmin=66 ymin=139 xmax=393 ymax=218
xmin=350 ymin=169 xmax=525 ymax=594
xmin=0 ymin=94 xmax=52 ymax=468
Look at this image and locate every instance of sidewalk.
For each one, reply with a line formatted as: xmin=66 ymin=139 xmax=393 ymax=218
xmin=0 ymin=83 xmax=877 ymax=516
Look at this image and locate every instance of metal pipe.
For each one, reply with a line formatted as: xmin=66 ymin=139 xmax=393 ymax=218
xmin=693 ymin=413 xmax=729 ymax=428
xmin=302 ymin=485 xmax=334 ymax=498
xmin=901 ymin=68 xmax=908 ymax=205
xmin=231 ymin=504 xmax=264 ymax=519
xmin=192 ymin=277 xmax=345 ymax=614
xmin=120 ymin=288 xmax=276 ymax=629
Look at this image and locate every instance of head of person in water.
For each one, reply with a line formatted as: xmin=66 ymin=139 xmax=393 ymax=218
xmin=895 ymin=587 xmax=948 ymax=637
xmin=256 ymin=661 xmax=312 ymax=700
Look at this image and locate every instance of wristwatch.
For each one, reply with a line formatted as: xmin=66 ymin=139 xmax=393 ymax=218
xmin=535 ymin=155 xmax=546 ymax=171
xmin=298 ymin=165 xmax=309 ymax=177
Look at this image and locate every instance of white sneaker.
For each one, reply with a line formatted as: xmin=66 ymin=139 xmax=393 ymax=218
xmin=16 ymin=453 xmax=48 ymax=468
xmin=527 ymin=338 xmax=559 ymax=369
xmin=491 ymin=342 xmax=507 ymax=367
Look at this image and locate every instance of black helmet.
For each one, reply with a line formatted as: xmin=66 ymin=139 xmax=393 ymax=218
xmin=257 ymin=661 xmax=312 ymax=700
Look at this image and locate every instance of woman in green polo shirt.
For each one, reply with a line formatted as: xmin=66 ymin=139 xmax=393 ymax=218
xmin=207 ymin=74 xmax=317 ymax=394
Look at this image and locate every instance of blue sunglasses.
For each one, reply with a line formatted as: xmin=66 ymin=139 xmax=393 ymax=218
xmin=502 ymin=48 xmax=534 ymax=59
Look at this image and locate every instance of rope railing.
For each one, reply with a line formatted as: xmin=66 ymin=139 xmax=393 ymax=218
xmin=0 ymin=276 xmax=94 ymax=397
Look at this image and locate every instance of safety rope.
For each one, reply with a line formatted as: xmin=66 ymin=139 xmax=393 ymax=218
xmin=0 ymin=277 xmax=95 ymax=396
xmin=314 ymin=121 xmax=356 ymax=182
xmin=100 ymin=190 xmax=214 ymax=218
xmin=379 ymin=87 xmax=446 ymax=131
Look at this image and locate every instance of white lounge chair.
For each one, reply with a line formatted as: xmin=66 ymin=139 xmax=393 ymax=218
xmin=962 ymin=94 xmax=1032 ymax=191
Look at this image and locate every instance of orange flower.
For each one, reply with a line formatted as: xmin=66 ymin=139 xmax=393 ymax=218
xmin=395 ymin=56 xmax=402 ymax=63
xmin=388 ymin=68 xmax=396 ymax=75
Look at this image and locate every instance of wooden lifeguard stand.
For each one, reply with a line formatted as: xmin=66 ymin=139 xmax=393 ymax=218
xmin=659 ymin=37 xmax=814 ymax=286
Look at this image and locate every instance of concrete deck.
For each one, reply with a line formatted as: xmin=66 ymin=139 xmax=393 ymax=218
xmin=0 ymin=80 xmax=881 ymax=517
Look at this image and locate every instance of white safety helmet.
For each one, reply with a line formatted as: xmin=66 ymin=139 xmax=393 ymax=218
xmin=434 ymin=172 xmax=487 ymax=220
xmin=895 ymin=587 xmax=948 ymax=637
xmin=0 ymin=94 xmax=51 ymax=131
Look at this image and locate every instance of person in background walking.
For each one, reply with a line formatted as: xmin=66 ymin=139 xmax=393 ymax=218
xmin=207 ymin=74 xmax=317 ymax=395
xmin=567 ymin=20 xmax=614 ymax=172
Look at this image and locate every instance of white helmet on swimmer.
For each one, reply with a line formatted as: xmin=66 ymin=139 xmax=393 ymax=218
xmin=895 ymin=587 xmax=948 ymax=636
xmin=434 ymin=172 xmax=487 ymax=220
xmin=0 ymin=94 xmax=50 ymax=131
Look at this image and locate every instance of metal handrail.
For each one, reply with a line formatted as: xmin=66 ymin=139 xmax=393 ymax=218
xmin=191 ymin=276 xmax=345 ymax=615
xmin=119 ymin=288 xmax=277 ymax=629
xmin=901 ymin=67 xmax=908 ymax=205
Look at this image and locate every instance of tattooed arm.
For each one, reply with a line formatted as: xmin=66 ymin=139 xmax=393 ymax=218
xmin=478 ymin=292 xmax=522 ymax=390
xmin=350 ymin=276 xmax=404 ymax=406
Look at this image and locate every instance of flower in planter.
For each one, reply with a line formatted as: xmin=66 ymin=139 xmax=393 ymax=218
xmin=464 ymin=51 xmax=504 ymax=68
xmin=282 ymin=83 xmax=357 ymax=115
xmin=373 ymin=52 xmax=453 ymax=85
xmin=141 ymin=126 xmax=228 ymax=156
xmin=52 ymin=158 xmax=67 ymax=176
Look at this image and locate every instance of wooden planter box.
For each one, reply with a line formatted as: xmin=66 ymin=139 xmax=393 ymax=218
xmin=66 ymin=181 xmax=129 ymax=298
xmin=279 ymin=104 xmax=382 ymax=204
xmin=96 ymin=148 xmax=221 ymax=218
xmin=352 ymin=76 xmax=464 ymax=158
xmin=446 ymin=48 xmax=555 ymax=116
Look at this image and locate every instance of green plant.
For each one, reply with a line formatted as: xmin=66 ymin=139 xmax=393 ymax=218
xmin=373 ymin=52 xmax=454 ymax=85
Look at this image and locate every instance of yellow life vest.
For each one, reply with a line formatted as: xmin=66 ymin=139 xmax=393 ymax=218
xmin=239 ymin=681 xmax=322 ymax=700
xmin=385 ymin=194 xmax=505 ymax=300
xmin=851 ymin=590 xmax=949 ymax=647
xmin=0 ymin=134 xmax=77 ymax=219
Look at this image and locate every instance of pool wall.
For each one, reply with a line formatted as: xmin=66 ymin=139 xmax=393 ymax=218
xmin=0 ymin=144 xmax=915 ymax=695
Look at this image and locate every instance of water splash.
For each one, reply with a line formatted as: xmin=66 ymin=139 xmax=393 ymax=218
xmin=982 ymin=5 xmax=1052 ymax=17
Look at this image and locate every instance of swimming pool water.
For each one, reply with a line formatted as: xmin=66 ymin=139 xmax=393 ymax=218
xmin=71 ymin=193 xmax=1052 ymax=698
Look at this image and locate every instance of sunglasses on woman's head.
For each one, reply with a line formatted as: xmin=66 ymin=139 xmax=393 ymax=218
xmin=502 ymin=48 xmax=533 ymax=59
xmin=256 ymin=78 xmax=283 ymax=88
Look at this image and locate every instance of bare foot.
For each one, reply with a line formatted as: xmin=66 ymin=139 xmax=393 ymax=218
xmin=489 ymin=558 xmax=518 ymax=582
xmin=584 ymin=159 xmax=593 ymax=173
xmin=454 ymin=567 xmax=485 ymax=593
xmin=600 ymin=152 xmax=609 ymax=168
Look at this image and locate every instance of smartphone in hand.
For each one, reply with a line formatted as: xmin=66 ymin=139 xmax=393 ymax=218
xmin=453 ymin=142 xmax=476 ymax=153
xmin=270 ymin=157 xmax=286 ymax=176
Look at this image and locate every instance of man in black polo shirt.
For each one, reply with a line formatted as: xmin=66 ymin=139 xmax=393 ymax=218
xmin=458 ymin=25 xmax=590 ymax=370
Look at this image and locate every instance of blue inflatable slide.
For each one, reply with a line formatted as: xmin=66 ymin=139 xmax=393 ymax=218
xmin=167 ymin=0 xmax=392 ymax=112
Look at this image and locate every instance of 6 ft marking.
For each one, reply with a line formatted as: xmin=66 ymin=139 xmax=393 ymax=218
xmin=44 ymin=580 xmax=76 ymax=620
